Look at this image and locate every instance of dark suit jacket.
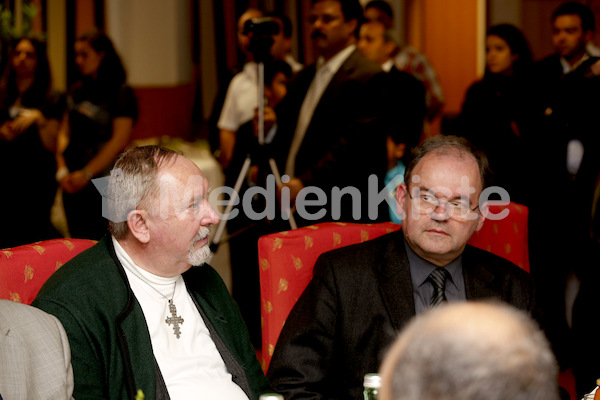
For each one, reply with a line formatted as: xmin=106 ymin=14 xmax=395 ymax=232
xmin=385 ymin=66 xmax=426 ymax=152
xmin=267 ymin=230 xmax=537 ymax=400
xmin=272 ymin=49 xmax=392 ymax=224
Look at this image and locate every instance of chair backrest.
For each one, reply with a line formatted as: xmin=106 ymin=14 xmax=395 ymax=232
xmin=0 ymin=239 xmax=97 ymax=305
xmin=468 ymin=201 xmax=529 ymax=272
xmin=257 ymin=202 xmax=529 ymax=371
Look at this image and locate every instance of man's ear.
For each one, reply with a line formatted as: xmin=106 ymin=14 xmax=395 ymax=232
xmin=476 ymin=200 xmax=489 ymax=232
xmin=396 ymin=183 xmax=408 ymax=220
xmin=127 ymin=210 xmax=150 ymax=244
xmin=346 ymin=19 xmax=358 ymax=37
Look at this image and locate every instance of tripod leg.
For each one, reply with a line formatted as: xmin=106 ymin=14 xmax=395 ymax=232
xmin=268 ymin=158 xmax=298 ymax=230
xmin=210 ymin=155 xmax=253 ymax=259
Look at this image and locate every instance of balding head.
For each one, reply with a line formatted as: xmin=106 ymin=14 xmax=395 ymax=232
xmin=379 ymin=302 xmax=559 ymax=400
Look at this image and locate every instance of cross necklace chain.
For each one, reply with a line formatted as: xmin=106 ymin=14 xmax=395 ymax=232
xmin=124 ymin=267 xmax=184 ymax=339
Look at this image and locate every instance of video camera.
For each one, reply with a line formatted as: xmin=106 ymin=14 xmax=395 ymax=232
xmin=243 ymin=17 xmax=280 ymax=62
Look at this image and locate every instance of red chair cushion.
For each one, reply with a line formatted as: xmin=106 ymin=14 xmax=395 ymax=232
xmin=0 ymin=239 xmax=97 ymax=305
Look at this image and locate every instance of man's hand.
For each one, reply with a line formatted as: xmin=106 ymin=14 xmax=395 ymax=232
xmin=60 ymin=170 xmax=91 ymax=194
xmin=0 ymin=122 xmax=15 ymax=141
xmin=11 ymin=109 xmax=43 ymax=134
xmin=253 ymin=106 xmax=277 ymax=139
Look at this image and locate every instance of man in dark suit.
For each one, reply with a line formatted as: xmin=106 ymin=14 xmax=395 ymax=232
xmin=529 ymin=1 xmax=600 ymax=373
xmin=357 ymin=19 xmax=425 ymax=150
xmin=271 ymin=0 xmax=391 ymax=225
xmin=267 ymin=135 xmax=538 ymax=399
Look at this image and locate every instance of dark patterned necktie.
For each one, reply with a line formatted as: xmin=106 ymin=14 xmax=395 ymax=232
xmin=428 ymin=267 xmax=451 ymax=307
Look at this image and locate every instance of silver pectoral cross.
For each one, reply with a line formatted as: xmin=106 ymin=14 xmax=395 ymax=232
xmin=165 ymin=300 xmax=184 ymax=339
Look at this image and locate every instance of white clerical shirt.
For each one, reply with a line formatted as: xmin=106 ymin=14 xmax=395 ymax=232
xmin=113 ymin=238 xmax=248 ymax=400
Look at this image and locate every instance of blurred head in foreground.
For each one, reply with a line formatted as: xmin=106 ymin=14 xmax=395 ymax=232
xmin=379 ymin=302 xmax=559 ymax=400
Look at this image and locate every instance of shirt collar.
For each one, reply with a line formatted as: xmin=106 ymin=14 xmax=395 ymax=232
xmin=560 ymin=52 xmax=590 ymax=74
xmin=112 ymin=236 xmax=180 ymax=285
xmin=243 ymin=61 xmax=258 ymax=83
xmin=316 ymin=44 xmax=356 ymax=75
xmin=382 ymin=59 xmax=394 ymax=72
xmin=404 ymin=235 xmax=463 ymax=289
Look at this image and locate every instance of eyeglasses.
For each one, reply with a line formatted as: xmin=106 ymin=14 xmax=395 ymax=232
xmin=408 ymin=190 xmax=480 ymax=221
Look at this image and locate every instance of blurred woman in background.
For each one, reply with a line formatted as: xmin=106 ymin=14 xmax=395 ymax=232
xmin=0 ymin=37 xmax=64 ymax=248
xmin=56 ymin=30 xmax=137 ymax=239
xmin=459 ymin=24 xmax=535 ymax=205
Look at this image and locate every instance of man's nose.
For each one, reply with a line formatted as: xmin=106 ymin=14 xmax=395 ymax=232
xmin=430 ymin=203 xmax=451 ymax=221
xmin=203 ymin=203 xmax=220 ymax=226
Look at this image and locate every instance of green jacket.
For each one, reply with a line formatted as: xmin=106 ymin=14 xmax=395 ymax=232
xmin=33 ymin=236 xmax=270 ymax=400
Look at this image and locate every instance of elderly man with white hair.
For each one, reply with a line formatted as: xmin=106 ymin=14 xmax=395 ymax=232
xmin=33 ymin=145 xmax=270 ymax=400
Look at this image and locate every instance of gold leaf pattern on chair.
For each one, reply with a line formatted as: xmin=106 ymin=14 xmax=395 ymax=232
xmin=58 ymin=239 xmax=75 ymax=250
xmin=24 ymin=265 xmax=34 ymax=284
xmin=29 ymin=245 xmax=45 ymax=255
xmin=268 ymin=343 xmax=275 ymax=357
xmin=291 ymin=256 xmax=303 ymax=270
xmin=333 ymin=233 xmax=341 ymax=247
xmin=273 ymin=238 xmax=283 ymax=252
xmin=504 ymin=243 xmax=512 ymax=254
xmin=304 ymin=236 xmax=314 ymax=250
xmin=277 ymin=278 xmax=289 ymax=294
xmin=1 ymin=250 xmax=13 ymax=258
xmin=260 ymin=258 xmax=270 ymax=271
xmin=9 ymin=292 xmax=21 ymax=303
xmin=334 ymin=222 xmax=347 ymax=226
xmin=513 ymin=222 xmax=519 ymax=234
xmin=263 ymin=300 xmax=273 ymax=313
xmin=493 ymin=223 xmax=499 ymax=235
xmin=2 ymin=238 xmax=97 ymax=306
xmin=360 ymin=230 xmax=369 ymax=242
xmin=307 ymin=225 xmax=319 ymax=230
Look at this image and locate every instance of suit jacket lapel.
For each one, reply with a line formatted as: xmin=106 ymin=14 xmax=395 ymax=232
xmin=377 ymin=232 xmax=416 ymax=333
xmin=309 ymin=50 xmax=359 ymax=129
xmin=462 ymin=246 xmax=498 ymax=300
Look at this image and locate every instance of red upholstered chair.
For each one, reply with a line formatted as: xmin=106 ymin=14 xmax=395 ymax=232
xmin=469 ymin=201 xmax=529 ymax=272
xmin=257 ymin=202 xmax=529 ymax=371
xmin=0 ymin=238 xmax=97 ymax=305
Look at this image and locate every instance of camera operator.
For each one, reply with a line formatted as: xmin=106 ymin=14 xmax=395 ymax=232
xmin=217 ymin=11 xmax=299 ymax=170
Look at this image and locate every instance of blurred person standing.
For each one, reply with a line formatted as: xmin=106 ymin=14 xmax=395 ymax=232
xmin=529 ymin=2 xmax=600 ymax=371
xmin=0 ymin=37 xmax=64 ymax=248
xmin=459 ymin=24 xmax=536 ymax=205
xmin=56 ymin=30 xmax=138 ymax=240
xmin=216 ymin=8 xmax=264 ymax=170
xmin=270 ymin=0 xmax=392 ymax=225
xmin=357 ymin=19 xmax=426 ymax=223
xmin=364 ymin=0 xmax=445 ymax=123
xmin=217 ymin=9 xmax=301 ymax=170
xmin=225 ymin=60 xmax=294 ymax=348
